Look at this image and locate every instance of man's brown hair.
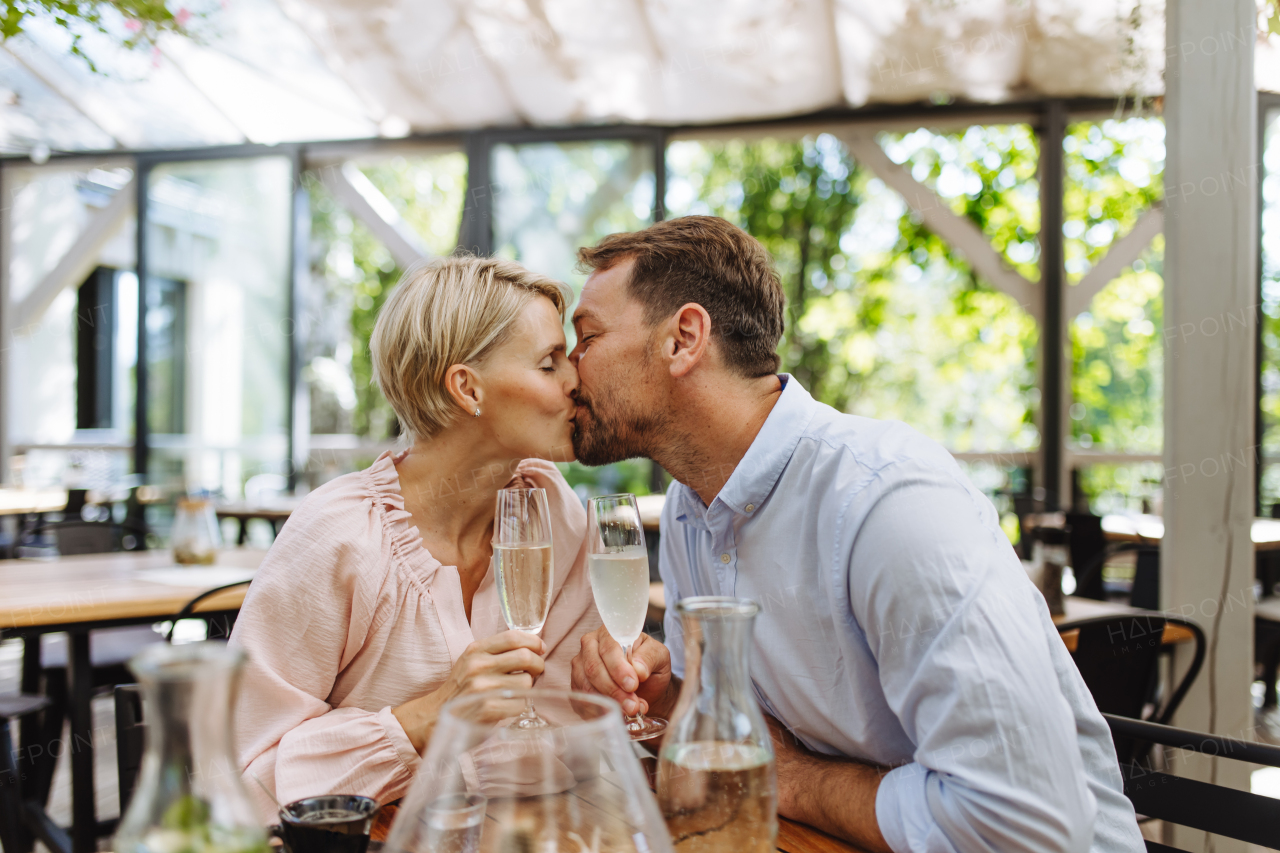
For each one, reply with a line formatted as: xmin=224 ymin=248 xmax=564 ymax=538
xmin=576 ymin=215 xmax=785 ymax=377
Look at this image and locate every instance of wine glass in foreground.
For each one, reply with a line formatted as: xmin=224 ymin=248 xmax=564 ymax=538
xmin=587 ymin=493 xmax=668 ymax=741
xmin=493 ymin=487 xmax=554 ymax=728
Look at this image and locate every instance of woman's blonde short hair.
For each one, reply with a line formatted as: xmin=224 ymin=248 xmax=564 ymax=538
xmin=370 ymin=256 xmax=570 ymax=441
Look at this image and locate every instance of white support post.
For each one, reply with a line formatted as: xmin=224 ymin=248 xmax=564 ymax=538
xmin=317 ymin=162 xmax=429 ymax=270
xmin=839 ymin=131 xmax=1043 ymax=322
xmin=1163 ymin=3 xmax=1255 ymax=850
xmin=12 ymin=177 xmax=136 ymax=333
xmin=1066 ymin=204 xmax=1164 ymax=317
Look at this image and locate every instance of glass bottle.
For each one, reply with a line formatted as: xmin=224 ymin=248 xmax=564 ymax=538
xmin=114 ymin=642 xmax=269 ymax=853
xmin=657 ymin=597 xmax=777 ymax=853
xmin=172 ymin=497 xmax=222 ymax=565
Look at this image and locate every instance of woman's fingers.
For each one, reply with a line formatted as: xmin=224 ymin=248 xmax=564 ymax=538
xmin=477 ymin=629 xmax=546 ymax=656
xmin=490 ymin=646 xmax=546 ymax=677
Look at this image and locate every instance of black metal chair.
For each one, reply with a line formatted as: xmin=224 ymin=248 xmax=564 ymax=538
xmin=1 ymin=693 xmax=72 ymax=853
xmin=1072 ymin=541 xmax=1161 ymax=608
xmin=1058 ymin=613 xmax=1206 ymax=762
xmin=113 ymin=581 xmax=253 ymax=815
xmin=1106 ymin=713 xmax=1280 ymax=852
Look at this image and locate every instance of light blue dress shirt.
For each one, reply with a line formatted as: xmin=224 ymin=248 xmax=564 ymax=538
xmin=659 ymin=375 xmax=1144 ymax=853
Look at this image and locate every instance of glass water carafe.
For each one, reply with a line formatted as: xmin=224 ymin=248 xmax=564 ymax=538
xmin=657 ymin=597 xmax=778 ymax=853
xmin=114 ymin=642 xmax=268 ymax=853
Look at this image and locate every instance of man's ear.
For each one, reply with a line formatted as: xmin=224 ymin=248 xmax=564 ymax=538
xmin=664 ymin=303 xmax=713 ymax=379
xmin=444 ymin=363 xmax=483 ymax=415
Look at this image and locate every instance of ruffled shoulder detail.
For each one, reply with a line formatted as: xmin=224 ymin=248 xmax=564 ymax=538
xmin=364 ymin=449 xmax=443 ymax=585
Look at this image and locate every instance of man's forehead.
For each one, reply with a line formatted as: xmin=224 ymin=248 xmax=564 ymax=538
xmin=574 ymin=260 xmax=634 ymax=323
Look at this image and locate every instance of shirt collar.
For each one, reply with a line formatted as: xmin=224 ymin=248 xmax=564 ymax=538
xmin=672 ymin=374 xmax=819 ymax=525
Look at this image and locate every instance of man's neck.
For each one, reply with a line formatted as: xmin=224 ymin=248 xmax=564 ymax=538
xmin=654 ymin=373 xmax=784 ymax=507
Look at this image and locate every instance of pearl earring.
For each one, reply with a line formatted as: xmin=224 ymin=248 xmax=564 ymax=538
xmin=474 ymin=408 xmax=481 ymax=417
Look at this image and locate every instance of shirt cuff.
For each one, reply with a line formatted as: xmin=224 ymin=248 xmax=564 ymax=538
xmin=876 ymin=763 xmax=938 ymax=853
xmin=377 ymin=706 xmax=422 ymax=779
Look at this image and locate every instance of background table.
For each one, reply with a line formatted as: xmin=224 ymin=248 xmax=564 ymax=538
xmin=0 ymin=548 xmax=265 ymax=852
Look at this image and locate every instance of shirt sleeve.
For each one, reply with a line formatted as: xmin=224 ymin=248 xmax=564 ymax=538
xmin=847 ymin=467 xmax=1098 ymax=853
xmin=230 ymin=498 xmax=419 ymax=821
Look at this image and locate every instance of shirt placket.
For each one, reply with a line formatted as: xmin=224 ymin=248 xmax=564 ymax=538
xmin=708 ymin=503 xmax=737 ymax=596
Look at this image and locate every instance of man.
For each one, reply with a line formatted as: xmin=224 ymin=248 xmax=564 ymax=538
xmin=568 ymin=215 xmax=1143 ymax=853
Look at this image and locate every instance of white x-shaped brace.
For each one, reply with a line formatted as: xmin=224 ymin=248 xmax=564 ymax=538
xmin=838 ymin=131 xmax=1164 ymax=327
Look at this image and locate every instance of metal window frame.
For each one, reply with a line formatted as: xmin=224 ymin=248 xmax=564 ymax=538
xmin=3 ymin=95 xmax=1156 ymax=512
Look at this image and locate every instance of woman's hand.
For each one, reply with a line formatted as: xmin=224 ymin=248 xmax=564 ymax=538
xmin=393 ymin=630 xmax=546 ymax=753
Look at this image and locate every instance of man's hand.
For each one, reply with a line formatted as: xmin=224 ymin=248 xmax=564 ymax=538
xmin=571 ymin=626 xmax=678 ymax=719
xmin=766 ymin=716 xmax=893 ymax=853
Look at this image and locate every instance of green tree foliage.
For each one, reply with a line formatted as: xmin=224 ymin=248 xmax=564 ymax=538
xmin=1 ymin=0 xmax=200 ymax=71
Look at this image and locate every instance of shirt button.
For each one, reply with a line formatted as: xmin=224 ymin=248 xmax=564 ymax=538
xmin=720 ymin=553 xmax=731 ymax=564
xmin=745 ymin=504 xmax=755 ymax=513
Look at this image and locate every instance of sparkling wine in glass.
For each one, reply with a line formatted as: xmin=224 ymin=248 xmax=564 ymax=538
xmin=493 ymin=487 xmax=554 ymax=728
xmin=586 ymin=493 xmax=667 ymax=741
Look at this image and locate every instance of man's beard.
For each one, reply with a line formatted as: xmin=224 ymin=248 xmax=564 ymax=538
xmin=572 ymin=385 xmax=669 ymax=467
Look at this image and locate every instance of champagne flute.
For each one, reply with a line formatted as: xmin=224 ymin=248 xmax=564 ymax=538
xmin=493 ymin=487 xmax=555 ymax=729
xmin=586 ymin=493 xmax=667 ymax=741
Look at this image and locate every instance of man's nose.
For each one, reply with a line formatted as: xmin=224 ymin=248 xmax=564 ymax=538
xmin=568 ymin=343 xmax=583 ymax=366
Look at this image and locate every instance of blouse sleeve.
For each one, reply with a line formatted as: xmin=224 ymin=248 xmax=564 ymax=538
xmin=504 ymin=459 xmax=602 ymax=691
xmin=230 ymin=486 xmax=420 ymax=822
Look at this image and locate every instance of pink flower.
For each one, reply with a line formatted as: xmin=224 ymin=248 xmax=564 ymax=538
xmin=124 ymin=18 xmax=142 ymax=32
xmin=175 ymin=7 xmax=191 ymax=26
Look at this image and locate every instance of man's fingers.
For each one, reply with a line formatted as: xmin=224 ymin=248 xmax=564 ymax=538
xmin=631 ymin=633 xmax=667 ymax=682
xmin=597 ymin=628 xmax=638 ymax=692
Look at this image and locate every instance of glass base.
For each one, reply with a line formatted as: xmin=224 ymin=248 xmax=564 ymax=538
xmin=625 ymin=715 xmax=667 ymax=741
xmin=514 ymin=709 xmax=550 ymax=729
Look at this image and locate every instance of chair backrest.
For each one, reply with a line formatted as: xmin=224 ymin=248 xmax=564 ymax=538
xmin=1066 ymin=512 xmax=1107 ymax=600
xmin=165 ymin=580 xmax=252 ymax=643
xmin=1060 ymin=613 xmax=1206 ymax=762
xmin=1105 ymin=713 xmax=1280 ymax=852
xmin=114 ymin=684 xmax=145 ymax=815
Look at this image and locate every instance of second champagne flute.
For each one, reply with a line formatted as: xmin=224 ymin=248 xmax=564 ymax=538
xmin=586 ymin=493 xmax=668 ymax=741
xmin=493 ymin=487 xmax=554 ymax=728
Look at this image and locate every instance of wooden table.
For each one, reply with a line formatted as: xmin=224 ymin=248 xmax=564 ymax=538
xmin=370 ymin=788 xmax=860 ymax=853
xmin=0 ymin=548 xmax=266 ymax=853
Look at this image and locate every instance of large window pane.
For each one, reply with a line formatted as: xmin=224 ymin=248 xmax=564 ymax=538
xmin=6 ymin=162 xmax=135 ymax=489
xmin=145 ymin=157 xmax=292 ymax=497
xmin=1064 ymin=117 xmax=1165 ymax=514
xmin=492 ymin=140 xmax=655 ymax=290
xmin=491 ymin=139 xmax=656 ymax=497
xmin=1261 ymin=107 xmax=1280 ymax=513
xmin=301 ymin=151 xmax=467 ymax=484
xmin=667 ymin=130 xmax=1039 ymax=452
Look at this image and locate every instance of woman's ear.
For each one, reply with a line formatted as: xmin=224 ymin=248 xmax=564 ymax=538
xmin=444 ymin=363 xmax=483 ymax=416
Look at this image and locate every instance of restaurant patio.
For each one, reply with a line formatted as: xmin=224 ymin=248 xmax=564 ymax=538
xmin=0 ymin=1 xmax=1274 ymax=853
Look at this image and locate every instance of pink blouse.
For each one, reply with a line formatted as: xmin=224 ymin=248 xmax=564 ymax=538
xmin=229 ymin=451 xmax=601 ymax=821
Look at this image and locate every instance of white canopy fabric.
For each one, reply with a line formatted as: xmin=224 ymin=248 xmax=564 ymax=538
xmin=0 ymin=0 xmax=1271 ymax=155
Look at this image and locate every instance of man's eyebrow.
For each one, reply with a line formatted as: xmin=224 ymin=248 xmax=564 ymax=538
xmin=572 ymin=306 xmax=597 ymax=325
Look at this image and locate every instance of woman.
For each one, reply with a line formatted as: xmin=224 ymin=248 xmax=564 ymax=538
xmin=230 ymin=256 xmax=600 ymax=820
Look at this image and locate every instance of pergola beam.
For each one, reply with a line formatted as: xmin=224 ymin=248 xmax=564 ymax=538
xmin=1066 ymin=204 xmax=1164 ymax=317
xmin=318 ymin=161 xmax=429 ymax=270
xmin=839 ymin=130 xmax=1043 ymax=321
xmin=12 ymin=177 xmax=136 ymax=333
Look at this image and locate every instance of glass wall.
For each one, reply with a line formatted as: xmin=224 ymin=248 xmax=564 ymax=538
xmin=144 ymin=156 xmax=293 ymax=498
xmin=1261 ymin=107 xmax=1280 ymax=513
xmin=5 ymin=162 xmax=135 ymax=491
xmin=491 ymin=138 xmax=658 ymax=496
xmin=1065 ymin=117 xmax=1165 ymax=515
